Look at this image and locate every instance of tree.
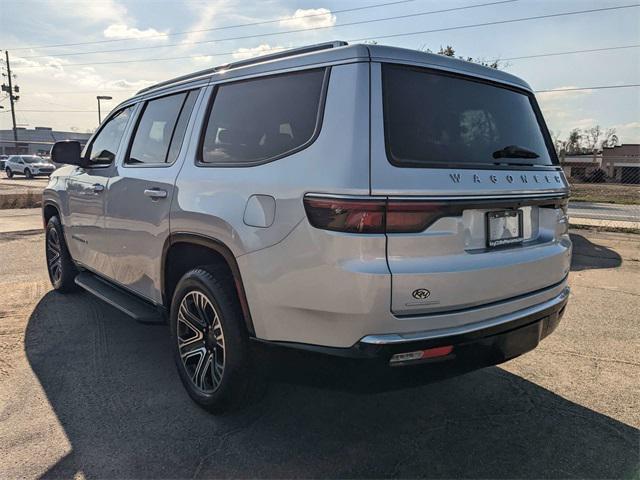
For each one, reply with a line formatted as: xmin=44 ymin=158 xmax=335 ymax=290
xmin=565 ymin=128 xmax=582 ymax=154
xmin=550 ymin=130 xmax=565 ymax=155
xmin=602 ymin=128 xmax=619 ymax=148
xmin=584 ymin=125 xmax=602 ymax=153
xmin=421 ymin=44 xmax=503 ymax=69
xmin=582 ymin=125 xmax=619 ymax=152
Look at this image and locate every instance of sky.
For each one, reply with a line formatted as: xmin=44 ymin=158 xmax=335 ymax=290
xmin=1 ymin=0 xmax=639 ymax=143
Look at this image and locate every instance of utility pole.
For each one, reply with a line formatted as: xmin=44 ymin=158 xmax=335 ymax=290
xmin=2 ymin=51 xmax=19 ymax=142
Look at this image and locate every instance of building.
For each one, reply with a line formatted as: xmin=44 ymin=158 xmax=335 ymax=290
xmin=0 ymin=127 xmax=92 ymax=156
xmin=601 ymin=144 xmax=640 ymax=184
xmin=559 ymin=153 xmax=602 ymax=180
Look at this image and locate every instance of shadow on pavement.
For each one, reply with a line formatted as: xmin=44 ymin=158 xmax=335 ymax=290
xmin=570 ymin=232 xmax=622 ymax=271
xmin=25 ymin=291 xmax=638 ymax=479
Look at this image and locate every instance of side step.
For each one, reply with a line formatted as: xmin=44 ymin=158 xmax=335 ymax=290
xmin=75 ymin=272 xmax=165 ymax=324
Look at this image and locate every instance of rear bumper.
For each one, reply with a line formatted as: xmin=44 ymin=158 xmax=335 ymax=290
xmin=258 ymin=287 xmax=569 ymax=369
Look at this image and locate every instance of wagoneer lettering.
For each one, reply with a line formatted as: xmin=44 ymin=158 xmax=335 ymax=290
xmin=44 ymin=41 xmax=570 ymax=414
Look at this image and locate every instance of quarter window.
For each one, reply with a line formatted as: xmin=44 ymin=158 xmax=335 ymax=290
xmin=86 ymin=106 xmax=134 ymax=165
xmin=200 ymin=68 xmax=326 ymax=165
xmin=127 ymin=90 xmax=198 ymax=165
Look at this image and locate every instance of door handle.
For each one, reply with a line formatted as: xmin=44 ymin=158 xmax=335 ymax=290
xmin=92 ymin=183 xmax=105 ymax=193
xmin=144 ymin=188 xmax=168 ymax=199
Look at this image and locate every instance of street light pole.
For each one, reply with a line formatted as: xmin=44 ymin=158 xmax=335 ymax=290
xmin=96 ymin=95 xmax=113 ymax=125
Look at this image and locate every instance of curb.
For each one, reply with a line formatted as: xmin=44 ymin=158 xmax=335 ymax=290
xmin=0 ymin=192 xmax=42 ymax=210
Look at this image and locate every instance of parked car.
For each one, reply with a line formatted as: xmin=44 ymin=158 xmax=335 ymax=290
xmin=5 ymin=155 xmax=56 ymax=178
xmin=45 ymin=42 xmax=571 ymax=413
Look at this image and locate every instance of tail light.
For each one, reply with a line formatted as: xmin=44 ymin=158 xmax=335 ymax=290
xmin=303 ymin=196 xmax=449 ymax=234
xmin=303 ymin=197 xmax=385 ymax=233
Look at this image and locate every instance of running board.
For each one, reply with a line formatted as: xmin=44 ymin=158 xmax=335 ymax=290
xmin=75 ymin=272 xmax=165 ymax=324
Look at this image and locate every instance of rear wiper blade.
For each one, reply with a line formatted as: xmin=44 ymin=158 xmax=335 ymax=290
xmin=492 ymin=145 xmax=540 ymax=159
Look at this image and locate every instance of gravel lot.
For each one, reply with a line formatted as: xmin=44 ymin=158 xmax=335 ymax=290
xmin=0 ymin=229 xmax=638 ymax=479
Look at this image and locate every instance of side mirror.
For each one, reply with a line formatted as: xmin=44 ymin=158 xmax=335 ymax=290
xmin=51 ymin=140 xmax=86 ymax=167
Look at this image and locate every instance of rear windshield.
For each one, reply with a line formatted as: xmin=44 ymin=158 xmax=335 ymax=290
xmin=382 ymin=64 xmax=555 ymax=168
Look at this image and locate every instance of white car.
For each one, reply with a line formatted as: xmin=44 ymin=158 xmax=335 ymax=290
xmin=5 ymin=155 xmax=56 ymax=179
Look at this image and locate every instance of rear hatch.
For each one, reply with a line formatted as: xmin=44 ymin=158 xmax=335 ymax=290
xmin=370 ymin=62 xmax=571 ymax=316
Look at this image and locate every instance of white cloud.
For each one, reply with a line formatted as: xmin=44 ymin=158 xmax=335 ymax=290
xmin=279 ymin=8 xmax=336 ymax=29
xmin=103 ymin=24 xmax=168 ymax=40
xmin=536 ymin=86 xmax=593 ymax=101
xmin=192 ymin=55 xmax=214 ymax=64
xmin=48 ymin=0 xmax=128 ymax=24
xmin=231 ymin=44 xmax=286 ymax=60
xmin=611 ymin=122 xmax=640 ymax=143
xmin=181 ymin=1 xmax=234 ymax=46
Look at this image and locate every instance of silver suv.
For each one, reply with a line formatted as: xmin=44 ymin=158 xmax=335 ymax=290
xmin=6 ymin=155 xmax=56 ymax=178
xmin=45 ymin=42 xmax=571 ymax=412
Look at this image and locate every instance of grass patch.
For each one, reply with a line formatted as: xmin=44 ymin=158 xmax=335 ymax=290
xmin=569 ymin=182 xmax=639 ymax=205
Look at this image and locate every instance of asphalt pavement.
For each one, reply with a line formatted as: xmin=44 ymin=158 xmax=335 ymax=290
xmin=0 ymin=230 xmax=638 ymax=479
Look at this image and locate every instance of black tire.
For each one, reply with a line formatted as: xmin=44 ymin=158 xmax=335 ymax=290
xmin=5 ymin=168 xmax=13 ymax=179
xmin=45 ymin=216 xmax=80 ymax=293
xmin=25 ymin=168 xmax=33 ymax=179
xmin=170 ymin=267 xmax=257 ymax=413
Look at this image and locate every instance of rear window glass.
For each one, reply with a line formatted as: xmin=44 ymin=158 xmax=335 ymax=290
xmin=200 ymin=68 xmax=326 ymax=165
xmin=382 ymin=64 xmax=554 ymax=168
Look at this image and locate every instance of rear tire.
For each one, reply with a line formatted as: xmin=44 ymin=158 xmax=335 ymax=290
xmin=25 ymin=168 xmax=33 ymax=179
xmin=170 ymin=267 xmax=257 ymax=414
xmin=5 ymin=168 xmax=13 ymax=179
xmin=45 ymin=216 xmax=80 ymax=293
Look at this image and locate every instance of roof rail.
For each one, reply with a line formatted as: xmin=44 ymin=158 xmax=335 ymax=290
xmin=137 ymin=41 xmax=348 ymax=95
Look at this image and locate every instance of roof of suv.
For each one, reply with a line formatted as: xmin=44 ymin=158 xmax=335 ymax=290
xmin=134 ymin=41 xmax=532 ymax=100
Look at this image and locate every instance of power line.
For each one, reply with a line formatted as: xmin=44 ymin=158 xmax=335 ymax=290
xmin=6 ymin=0 xmax=421 ymax=51
xmin=24 ymin=43 xmax=640 ymax=89
xmin=347 ymin=3 xmax=640 ymax=42
xmin=6 ymin=84 xmax=639 ymax=113
xmin=502 ymin=44 xmax=640 ymax=61
xmin=12 ymin=3 xmax=639 ymax=69
xmin=535 ymin=84 xmax=640 ymax=93
xmin=20 ymin=0 xmax=518 ymax=59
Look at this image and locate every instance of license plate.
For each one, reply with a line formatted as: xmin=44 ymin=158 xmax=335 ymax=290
xmin=486 ymin=210 xmax=523 ymax=248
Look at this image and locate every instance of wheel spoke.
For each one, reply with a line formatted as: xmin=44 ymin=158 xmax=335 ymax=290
xmin=176 ymin=290 xmax=226 ymax=394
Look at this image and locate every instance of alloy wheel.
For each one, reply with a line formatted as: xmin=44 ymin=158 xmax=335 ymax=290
xmin=177 ymin=290 xmax=225 ymax=393
xmin=46 ymin=227 xmax=62 ymax=284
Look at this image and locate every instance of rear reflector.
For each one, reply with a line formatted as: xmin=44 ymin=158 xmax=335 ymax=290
xmin=303 ymin=196 xmax=449 ymax=234
xmin=389 ymin=345 xmax=454 ymax=365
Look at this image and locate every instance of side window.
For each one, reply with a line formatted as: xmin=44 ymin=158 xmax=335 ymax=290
xmin=200 ymin=68 xmax=326 ymax=165
xmin=86 ymin=106 xmax=133 ymax=165
xmin=126 ymin=90 xmax=198 ymax=165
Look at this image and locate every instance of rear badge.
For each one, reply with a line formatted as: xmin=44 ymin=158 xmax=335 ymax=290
xmin=412 ymin=288 xmax=431 ymax=300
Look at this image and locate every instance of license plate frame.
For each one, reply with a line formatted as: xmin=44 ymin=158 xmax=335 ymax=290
xmin=486 ymin=209 xmax=523 ymax=248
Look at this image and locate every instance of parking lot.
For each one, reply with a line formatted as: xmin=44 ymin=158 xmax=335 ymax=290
xmin=0 ymin=229 xmax=638 ymax=479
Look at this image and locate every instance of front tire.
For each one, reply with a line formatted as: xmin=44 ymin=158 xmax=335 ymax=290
xmin=5 ymin=168 xmax=13 ymax=179
xmin=170 ymin=267 xmax=256 ymax=413
xmin=45 ymin=216 xmax=79 ymax=293
xmin=24 ymin=168 xmax=33 ymax=179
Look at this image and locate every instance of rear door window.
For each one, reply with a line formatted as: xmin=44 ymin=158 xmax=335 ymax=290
xmin=126 ymin=90 xmax=198 ymax=165
xmin=200 ymin=68 xmax=327 ymax=166
xmin=382 ymin=64 xmax=555 ymax=168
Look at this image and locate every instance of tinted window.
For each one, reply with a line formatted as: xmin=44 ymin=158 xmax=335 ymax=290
xmin=201 ymin=68 xmax=326 ymax=165
xmin=166 ymin=90 xmax=199 ymax=164
xmin=87 ymin=106 xmax=133 ymax=165
xmin=21 ymin=156 xmax=42 ymax=164
xmin=127 ymin=91 xmax=198 ymax=165
xmin=382 ymin=64 xmax=554 ymax=168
